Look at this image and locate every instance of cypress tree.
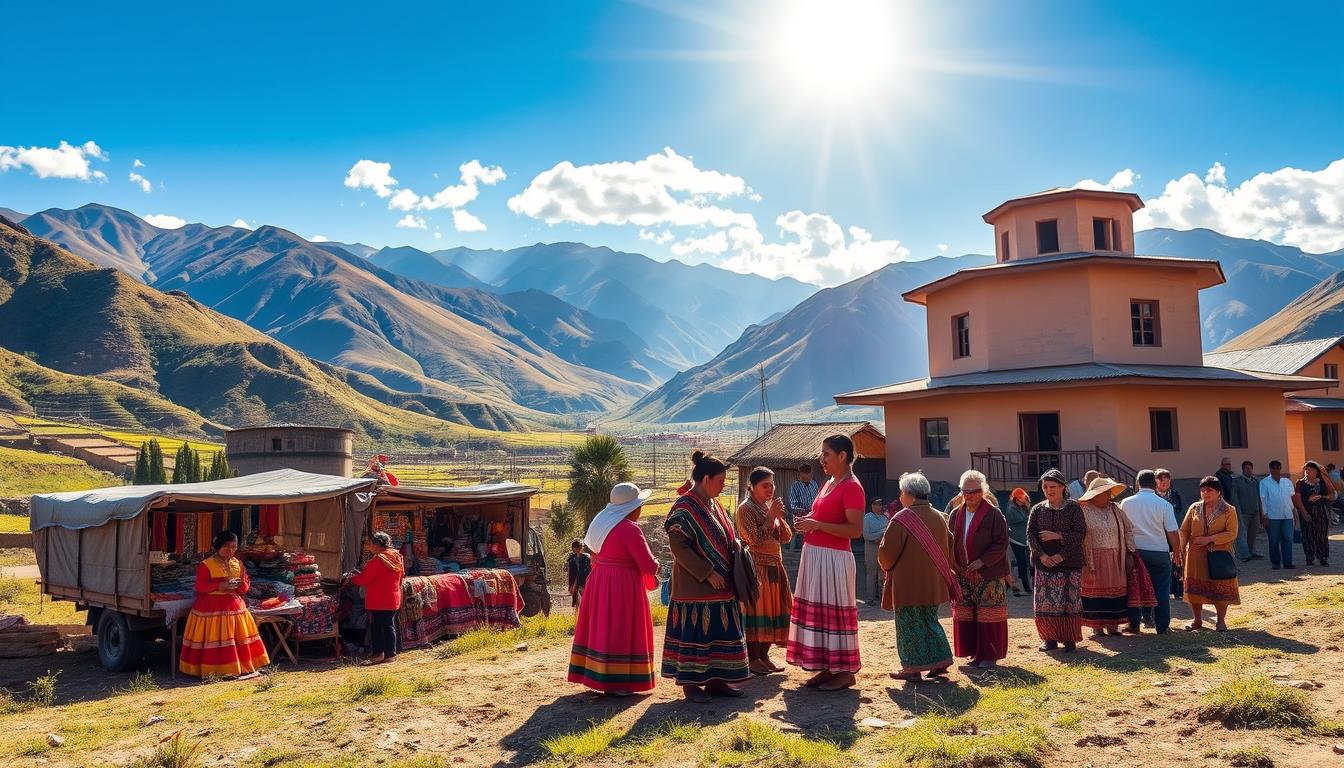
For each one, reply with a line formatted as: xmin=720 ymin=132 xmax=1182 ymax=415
xmin=148 ymin=440 xmax=166 ymax=484
xmin=134 ymin=444 xmax=150 ymax=485
xmin=172 ymin=445 xmax=187 ymax=484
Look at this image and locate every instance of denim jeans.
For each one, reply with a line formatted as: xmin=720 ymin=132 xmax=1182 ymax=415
xmin=1235 ymin=512 xmax=1261 ymax=558
xmin=1264 ymin=518 xmax=1296 ymax=567
xmin=1127 ymin=549 xmax=1173 ymax=633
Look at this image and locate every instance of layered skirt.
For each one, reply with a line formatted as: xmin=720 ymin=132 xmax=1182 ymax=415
xmin=568 ymin=561 xmax=656 ymax=693
xmin=786 ymin=544 xmax=861 ymax=672
xmin=742 ymin=557 xmax=792 ymax=645
xmin=1033 ymin=569 xmax=1083 ymax=643
xmin=894 ymin=605 xmax=952 ymax=672
xmin=661 ymin=597 xmax=749 ymax=686
xmin=179 ymin=594 xmax=270 ymax=678
xmin=952 ymin=574 xmax=1008 ymax=661
xmin=1081 ymin=548 xmax=1129 ymax=630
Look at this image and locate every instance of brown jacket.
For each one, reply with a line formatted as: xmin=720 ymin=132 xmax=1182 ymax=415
xmin=878 ymin=501 xmax=954 ymax=609
xmin=949 ymin=500 xmax=1011 ymax=581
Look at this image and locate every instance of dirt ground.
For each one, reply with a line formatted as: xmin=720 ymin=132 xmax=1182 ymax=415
xmin=1 ymin=531 xmax=1342 ymax=768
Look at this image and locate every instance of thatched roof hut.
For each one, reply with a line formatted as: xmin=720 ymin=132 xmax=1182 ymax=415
xmin=727 ymin=422 xmax=886 ymax=506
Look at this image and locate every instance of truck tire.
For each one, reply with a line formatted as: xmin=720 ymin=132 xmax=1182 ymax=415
xmin=96 ymin=610 xmax=143 ymax=673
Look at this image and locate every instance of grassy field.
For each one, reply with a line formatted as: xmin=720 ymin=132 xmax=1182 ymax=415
xmin=0 ymin=574 xmax=84 ymax=625
xmin=0 ymin=446 xmax=123 ymax=496
xmin=98 ymin=429 xmax=223 ymax=458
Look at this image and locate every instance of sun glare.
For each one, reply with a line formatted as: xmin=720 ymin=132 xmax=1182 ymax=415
xmin=764 ymin=0 xmax=910 ymax=105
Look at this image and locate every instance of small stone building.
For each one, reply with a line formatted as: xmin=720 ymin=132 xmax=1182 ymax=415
xmin=727 ymin=422 xmax=887 ymax=505
xmin=225 ymin=424 xmax=355 ymax=477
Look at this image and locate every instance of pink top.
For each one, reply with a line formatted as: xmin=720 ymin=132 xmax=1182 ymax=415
xmin=805 ymin=474 xmax=866 ymax=551
xmin=594 ymin=519 xmax=659 ymax=591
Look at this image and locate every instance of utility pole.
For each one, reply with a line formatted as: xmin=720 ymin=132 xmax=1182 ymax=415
xmin=651 ymin=434 xmax=658 ymax=490
xmin=756 ymin=365 xmax=773 ymax=439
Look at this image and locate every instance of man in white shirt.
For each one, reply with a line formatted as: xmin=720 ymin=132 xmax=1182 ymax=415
xmin=1258 ymin=459 xmax=1301 ymax=570
xmin=861 ymin=498 xmax=889 ymax=603
xmin=1119 ymin=470 xmax=1182 ymax=634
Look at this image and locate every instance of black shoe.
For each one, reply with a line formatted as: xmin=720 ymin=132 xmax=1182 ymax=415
xmin=1039 ymin=640 xmax=1058 ymax=651
xmin=1063 ymin=642 xmax=1077 ymax=653
xmin=1250 ymin=554 xmax=1265 ymax=560
xmin=1240 ymin=557 xmax=1253 ymax=563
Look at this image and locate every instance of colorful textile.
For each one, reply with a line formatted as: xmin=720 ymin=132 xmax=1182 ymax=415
xmin=569 ymin=519 xmax=658 ymax=693
xmin=258 ymin=504 xmax=280 ymax=538
xmin=1033 ymin=569 xmax=1083 ymax=643
xmin=661 ymin=597 xmax=750 ymax=686
xmin=1298 ymin=479 xmax=1332 ymax=563
xmin=665 ymin=491 xmax=735 ymax=580
xmin=396 ymin=569 xmax=524 ymax=649
xmin=894 ymin=605 xmax=952 ymax=673
xmin=1081 ymin=549 xmax=1129 ymax=629
xmin=736 ymin=498 xmax=793 ymax=644
xmin=151 ymin=512 xmax=168 ymax=551
xmin=787 ymin=544 xmax=861 ymax=672
xmin=179 ymin=557 xmax=270 ymax=677
xmin=195 ymin=513 xmax=213 ymax=554
xmin=179 ymin=513 xmax=197 ymax=555
xmin=294 ymin=594 xmax=337 ymax=638
xmin=894 ymin=507 xmax=962 ymax=602
xmin=1126 ymin=555 xmax=1157 ymax=609
xmin=952 ymin=574 xmax=1008 ymax=661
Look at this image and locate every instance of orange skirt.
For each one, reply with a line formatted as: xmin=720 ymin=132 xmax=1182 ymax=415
xmin=179 ymin=594 xmax=270 ymax=678
xmin=742 ymin=559 xmax=792 ymax=644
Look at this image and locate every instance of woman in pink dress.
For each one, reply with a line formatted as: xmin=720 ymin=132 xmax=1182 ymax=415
xmin=568 ymin=482 xmax=659 ymax=696
xmin=788 ymin=434 xmax=866 ymax=691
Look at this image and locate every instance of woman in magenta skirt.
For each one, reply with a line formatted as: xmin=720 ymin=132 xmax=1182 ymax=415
xmin=567 ymin=482 xmax=659 ymax=696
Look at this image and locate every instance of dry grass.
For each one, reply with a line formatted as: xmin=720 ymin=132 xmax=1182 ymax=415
xmin=1294 ymin=585 xmax=1344 ymax=610
xmin=434 ymin=612 xmax=577 ymax=659
xmin=708 ymin=721 xmax=851 ymax=768
xmin=0 ymin=574 xmax=84 ymax=623
xmin=1197 ymin=676 xmax=1316 ymax=729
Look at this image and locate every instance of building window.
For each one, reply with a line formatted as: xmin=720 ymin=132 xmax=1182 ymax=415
xmin=1149 ymin=408 xmax=1179 ymax=452
xmin=1326 ymin=363 xmax=1338 ymax=382
xmin=1324 ymin=423 xmax=1340 ymax=452
xmin=952 ymin=313 xmax=970 ymax=358
xmin=1220 ymin=409 xmax=1248 ymax=450
xmin=1131 ymin=300 xmax=1161 ymax=346
xmin=921 ymin=418 xmax=950 ymax=458
xmin=271 ymin=438 xmax=282 ymax=452
xmin=1093 ymin=217 xmax=1115 ymax=250
xmin=1000 ymin=231 xmax=1010 ymax=261
xmin=1036 ymin=220 xmax=1059 ymax=255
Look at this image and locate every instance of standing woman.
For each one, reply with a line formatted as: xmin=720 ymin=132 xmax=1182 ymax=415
xmin=948 ymin=470 xmax=1010 ymax=669
xmin=1028 ymin=469 xmax=1088 ymax=652
xmin=1297 ymin=461 xmax=1335 ymax=567
xmin=1180 ymin=476 xmax=1240 ymax=631
xmin=1006 ymin=488 xmax=1033 ymax=596
xmin=569 ymin=482 xmax=660 ymax=696
xmin=1077 ymin=477 xmax=1137 ymax=637
xmin=350 ymin=531 xmax=406 ymax=665
xmin=179 ymin=531 xmax=270 ymax=678
xmin=662 ymin=452 xmax=750 ymax=702
xmin=735 ymin=467 xmax=794 ymax=676
xmin=788 ymin=434 xmax=865 ymax=691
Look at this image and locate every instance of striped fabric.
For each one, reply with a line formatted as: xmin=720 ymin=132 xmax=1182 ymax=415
xmin=179 ymin=597 xmax=269 ymax=677
xmin=661 ymin=597 xmax=749 ymax=686
xmin=787 ymin=544 xmax=861 ymax=672
xmin=569 ymin=645 xmax=656 ymax=690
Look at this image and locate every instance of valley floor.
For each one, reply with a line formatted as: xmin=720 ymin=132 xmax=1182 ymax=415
xmin=0 ymin=535 xmax=1341 ymax=768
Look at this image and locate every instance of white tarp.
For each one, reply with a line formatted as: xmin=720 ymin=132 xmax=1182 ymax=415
xmin=30 ymin=469 xmax=379 ymax=531
xmin=375 ymin=482 xmax=537 ymax=505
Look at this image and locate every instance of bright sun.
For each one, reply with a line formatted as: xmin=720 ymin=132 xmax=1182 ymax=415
xmin=764 ymin=0 xmax=910 ymax=106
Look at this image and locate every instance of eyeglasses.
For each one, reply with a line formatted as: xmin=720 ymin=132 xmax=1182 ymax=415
xmin=961 ymin=488 xmax=983 ymax=495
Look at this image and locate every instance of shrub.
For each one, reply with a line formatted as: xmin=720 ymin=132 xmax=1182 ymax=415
xmin=29 ymin=670 xmax=58 ymax=707
xmin=1197 ymin=677 xmax=1315 ymax=730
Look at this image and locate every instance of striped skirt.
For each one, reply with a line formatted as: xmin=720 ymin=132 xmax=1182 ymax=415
xmin=952 ymin=575 xmax=1008 ymax=661
xmin=786 ymin=544 xmax=861 ymax=673
xmin=661 ymin=597 xmax=749 ymax=686
xmin=1033 ymin=569 xmax=1083 ymax=643
xmin=742 ymin=558 xmax=792 ymax=645
xmin=179 ymin=595 xmax=270 ymax=678
xmin=1081 ymin=548 xmax=1129 ymax=629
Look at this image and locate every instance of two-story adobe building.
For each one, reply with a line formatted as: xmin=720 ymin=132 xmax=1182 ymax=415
xmin=835 ymin=188 xmax=1332 ymax=489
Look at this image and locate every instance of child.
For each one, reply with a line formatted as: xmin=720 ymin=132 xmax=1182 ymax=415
xmin=565 ymin=540 xmax=592 ymax=608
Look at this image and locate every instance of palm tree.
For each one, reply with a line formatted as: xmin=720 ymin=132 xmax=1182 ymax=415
xmin=567 ymin=435 xmax=633 ymax=528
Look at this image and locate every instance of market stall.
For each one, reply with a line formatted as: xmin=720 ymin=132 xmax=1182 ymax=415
xmin=354 ymin=482 xmax=539 ymax=650
xmin=30 ymin=470 xmax=378 ymax=673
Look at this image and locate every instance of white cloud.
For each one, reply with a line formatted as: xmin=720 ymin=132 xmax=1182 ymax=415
xmin=128 ymin=171 xmax=152 ymax=193
xmin=1073 ymin=168 xmax=1138 ymax=192
xmin=639 ymin=228 xmax=675 ymax=245
xmin=387 ymin=159 xmax=507 ymax=211
xmin=717 ymin=213 xmax=911 ymax=286
xmin=344 ymin=159 xmax=398 ymax=198
xmin=132 ymin=158 xmax=145 ymax=169
xmin=231 ymin=218 xmax=252 ymax=229
xmin=395 ymin=214 xmax=428 ymax=230
xmin=0 ymin=140 xmax=108 ymax=181
xmin=452 ymin=209 xmax=487 ymax=233
xmin=670 ymin=230 xmax=729 ymax=256
xmin=937 ymin=243 xmax=949 ymax=254
xmin=1137 ymin=158 xmax=1344 ymax=252
xmin=310 ymin=234 xmax=330 ymax=242
xmin=507 ymin=147 xmax=754 ymax=229
xmin=434 ymin=231 xmax=442 ymax=240
xmin=143 ymin=213 xmax=187 ymax=229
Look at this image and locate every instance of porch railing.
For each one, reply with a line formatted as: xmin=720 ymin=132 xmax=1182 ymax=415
xmin=970 ymin=447 xmax=1137 ymax=488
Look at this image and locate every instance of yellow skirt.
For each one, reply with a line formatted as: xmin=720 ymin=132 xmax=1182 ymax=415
xmin=179 ymin=596 xmax=270 ymax=678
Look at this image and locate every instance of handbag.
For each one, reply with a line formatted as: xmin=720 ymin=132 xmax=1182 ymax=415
xmin=730 ymin=539 xmax=761 ymax=606
xmin=1199 ymin=501 xmax=1238 ymax=580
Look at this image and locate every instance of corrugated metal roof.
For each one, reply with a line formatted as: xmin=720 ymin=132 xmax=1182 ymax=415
xmin=1203 ymin=337 xmax=1344 ymax=376
xmin=1287 ymin=397 xmax=1344 ymax=412
xmin=835 ymin=363 xmax=1334 ymax=405
xmin=727 ymin=422 xmax=884 ymax=466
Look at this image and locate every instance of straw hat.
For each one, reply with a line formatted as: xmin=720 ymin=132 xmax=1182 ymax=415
xmin=1078 ymin=476 xmax=1126 ymax=502
xmin=583 ymin=482 xmax=654 ymax=554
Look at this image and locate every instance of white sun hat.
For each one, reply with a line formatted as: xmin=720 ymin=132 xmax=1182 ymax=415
xmin=583 ymin=482 xmax=654 ymax=554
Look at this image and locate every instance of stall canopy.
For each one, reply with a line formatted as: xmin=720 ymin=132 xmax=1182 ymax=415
xmin=31 ymin=469 xmax=379 ymax=531
xmin=375 ymin=482 xmax=538 ymax=505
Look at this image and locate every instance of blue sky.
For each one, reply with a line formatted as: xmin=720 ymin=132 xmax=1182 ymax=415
xmin=2 ymin=1 xmax=1342 ymax=285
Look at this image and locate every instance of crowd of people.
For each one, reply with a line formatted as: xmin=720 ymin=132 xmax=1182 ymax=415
xmin=565 ymin=441 xmax=1339 ymax=700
